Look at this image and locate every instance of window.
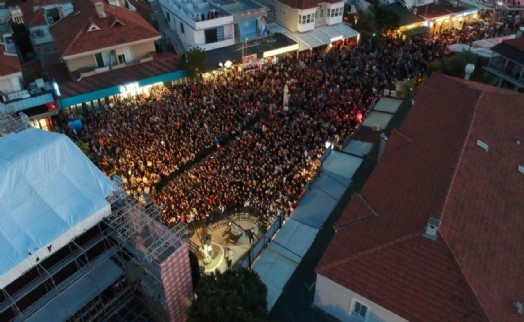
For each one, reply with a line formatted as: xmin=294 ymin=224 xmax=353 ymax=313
xmin=95 ymin=53 xmax=104 ymax=68
xmin=33 ymin=29 xmax=44 ymax=38
xmin=306 ymin=14 xmax=310 ymax=23
xmin=180 ymin=22 xmax=184 ymax=33
xmin=320 ymin=9 xmax=323 ymax=17
xmin=205 ymin=28 xmax=218 ymax=44
xmin=166 ymin=12 xmax=170 ymax=22
xmin=352 ymin=301 xmax=368 ymax=320
xmin=327 ymin=9 xmax=330 ymax=17
xmin=117 ymin=54 xmax=126 ymax=64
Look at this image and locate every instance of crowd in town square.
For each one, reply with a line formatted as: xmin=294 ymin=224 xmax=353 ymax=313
xmin=67 ymin=34 xmax=454 ymax=225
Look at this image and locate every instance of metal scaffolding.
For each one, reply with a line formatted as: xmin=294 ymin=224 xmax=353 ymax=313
xmin=106 ymin=189 xmax=187 ymax=266
xmin=1 ymin=182 xmax=186 ymax=322
xmin=0 ymin=111 xmax=28 ymax=137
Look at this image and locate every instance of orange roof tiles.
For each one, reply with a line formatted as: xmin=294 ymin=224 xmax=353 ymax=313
xmin=0 ymin=46 xmax=22 ymax=76
xmin=50 ymin=0 xmax=159 ymax=57
xmin=317 ymin=73 xmax=524 ymax=322
xmin=20 ymin=2 xmax=47 ymax=27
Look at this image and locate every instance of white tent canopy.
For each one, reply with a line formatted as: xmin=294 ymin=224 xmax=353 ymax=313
xmin=0 ymin=128 xmax=115 ymax=288
xmin=267 ymin=23 xmax=359 ymax=51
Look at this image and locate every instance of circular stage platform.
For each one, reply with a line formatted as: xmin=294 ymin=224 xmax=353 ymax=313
xmin=190 ymin=212 xmax=261 ymax=273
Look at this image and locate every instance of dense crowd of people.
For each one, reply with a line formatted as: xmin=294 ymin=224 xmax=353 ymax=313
xmin=66 ymin=33 xmax=456 ymax=226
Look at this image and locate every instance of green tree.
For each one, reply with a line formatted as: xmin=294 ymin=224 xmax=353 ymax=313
xmin=355 ymin=10 xmax=378 ymax=41
xmin=182 ymin=47 xmax=207 ymax=79
xmin=373 ymin=6 xmax=400 ymax=32
xmin=440 ymin=51 xmax=477 ymax=78
xmin=188 ymin=267 xmax=268 ymax=322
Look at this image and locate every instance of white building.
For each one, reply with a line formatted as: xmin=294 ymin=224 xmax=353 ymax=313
xmin=260 ymin=0 xmax=345 ymax=33
xmin=159 ymin=0 xmax=267 ymax=51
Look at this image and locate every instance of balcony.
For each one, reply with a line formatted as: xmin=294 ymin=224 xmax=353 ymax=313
xmin=78 ymin=53 xmax=155 ymax=78
xmin=160 ymin=0 xmax=233 ymax=30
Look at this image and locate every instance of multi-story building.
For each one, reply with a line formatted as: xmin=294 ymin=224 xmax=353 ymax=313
xmin=0 ymin=23 xmax=57 ymax=130
xmin=11 ymin=0 xmax=74 ymax=58
xmin=485 ymin=36 xmax=524 ymax=91
xmin=314 ymin=73 xmax=524 ymax=322
xmin=261 ymin=0 xmax=344 ymax=33
xmin=47 ymin=0 xmax=185 ymax=110
xmin=159 ymin=0 xmax=268 ymax=51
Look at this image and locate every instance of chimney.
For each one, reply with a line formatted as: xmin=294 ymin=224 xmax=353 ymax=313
xmin=514 ymin=300 xmax=523 ymax=315
xmin=378 ymin=133 xmax=387 ymax=162
xmin=95 ymin=2 xmax=106 ymax=18
xmin=423 ymin=217 xmax=441 ymax=241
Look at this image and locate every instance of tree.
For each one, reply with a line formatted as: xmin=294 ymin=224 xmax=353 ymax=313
xmin=181 ymin=47 xmax=207 ymax=79
xmin=373 ymin=5 xmax=400 ymax=32
xmin=188 ymin=267 xmax=268 ymax=322
xmin=354 ymin=10 xmax=378 ymax=42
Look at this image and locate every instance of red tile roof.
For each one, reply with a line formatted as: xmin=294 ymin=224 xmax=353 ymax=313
xmin=0 ymin=46 xmax=22 ymax=76
xmin=503 ymin=37 xmax=524 ymax=52
xmin=47 ymin=52 xmax=180 ymax=98
xmin=317 ymin=73 xmax=524 ymax=322
xmin=20 ymin=2 xmax=47 ymax=27
xmin=278 ymin=0 xmax=341 ymax=10
xmin=50 ymin=0 xmax=160 ymax=57
xmin=126 ymin=0 xmax=152 ymax=24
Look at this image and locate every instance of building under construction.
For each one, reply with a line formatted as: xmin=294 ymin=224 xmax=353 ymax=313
xmin=0 ymin=116 xmax=193 ymax=322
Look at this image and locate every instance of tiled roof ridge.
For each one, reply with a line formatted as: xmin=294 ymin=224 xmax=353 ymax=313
xmin=386 ymin=128 xmax=413 ymax=152
xmin=333 ymin=194 xmax=378 ymax=231
xmin=439 ymin=231 xmax=491 ymax=320
xmin=439 ymin=90 xmax=483 ymax=225
xmin=318 ymin=233 xmax=421 ymax=273
xmin=436 ymin=89 xmax=493 ymax=320
xmin=57 ymin=1 xmax=93 ymax=56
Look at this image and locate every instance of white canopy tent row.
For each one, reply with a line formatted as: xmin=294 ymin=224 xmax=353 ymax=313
xmin=0 ymin=128 xmax=116 ymax=288
xmin=253 ymin=151 xmax=365 ymax=310
xmin=448 ymin=43 xmax=494 ymax=58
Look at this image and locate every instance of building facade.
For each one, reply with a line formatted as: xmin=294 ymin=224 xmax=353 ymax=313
xmin=159 ymin=0 xmax=268 ymax=51
xmin=48 ymin=0 xmax=186 ymax=110
xmin=261 ymin=0 xmax=344 ymax=33
xmin=485 ymin=37 xmax=524 ymax=91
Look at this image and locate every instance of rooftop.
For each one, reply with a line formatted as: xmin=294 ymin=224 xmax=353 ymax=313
xmin=382 ymin=3 xmax=424 ymax=26
xmin=417 ymin=2 xmax=477 ymax=19
xmin=0 ymin=44 xmax=22 ymax=77
xmin=50 ymin=0 xmax=160 ymax=57
xmin=317 ymin=73 xmax=524 ymax=322
xmin=491 ymin=37 xmax=524 ymax=66
xmin=47 ymin=52 xmax=180 ymax=98
xmin=277 ymin=0 xmax=340 ymax=10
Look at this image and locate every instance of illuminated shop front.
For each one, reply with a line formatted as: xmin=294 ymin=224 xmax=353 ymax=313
xmin=56 ymin=70 xmax=187 ymax=112
xmin=427 ymin=9 xmax=479 ymax=32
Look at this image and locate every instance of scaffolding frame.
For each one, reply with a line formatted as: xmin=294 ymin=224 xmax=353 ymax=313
xmin=0 ymin=111 xmax=29 ymax=137
xmin=106 ymin=190 xmax=187 ymax=266
xmin=1 ymin=182 xmax=186 ymax=322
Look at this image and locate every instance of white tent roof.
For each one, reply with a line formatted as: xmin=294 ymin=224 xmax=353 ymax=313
xmin=267 ymin=23 xmax=359 ymax=51
xmin=0 ymin=128 xmax=115 ymax=288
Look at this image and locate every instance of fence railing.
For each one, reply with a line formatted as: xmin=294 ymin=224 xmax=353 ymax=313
xmin=235 ymin=212 xmax=284 ymax=269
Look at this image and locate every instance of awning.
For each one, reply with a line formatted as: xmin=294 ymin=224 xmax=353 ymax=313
xmin=402 ymin=26 xmax=428 ymax=37
xmin=267 ymin=23 xmax=359 ymax=51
